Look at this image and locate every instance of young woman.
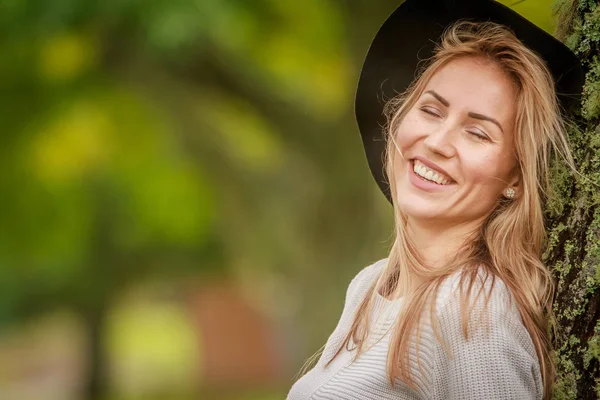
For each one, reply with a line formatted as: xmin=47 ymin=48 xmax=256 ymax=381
xmin=286 ymin=0 xmax=583 ymax=399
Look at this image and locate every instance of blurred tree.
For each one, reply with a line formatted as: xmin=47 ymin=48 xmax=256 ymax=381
xmin=0 ymin=1 xmax=220 ymax=398
xmin=0 ymin=0 xmax=390 ymax=397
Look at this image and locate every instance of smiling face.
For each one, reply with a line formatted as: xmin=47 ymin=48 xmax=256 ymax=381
xmin=393 ymin=56 xmax=519 ymax=227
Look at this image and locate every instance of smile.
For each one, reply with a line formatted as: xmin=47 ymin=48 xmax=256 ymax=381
xmin=411 ymin=159 xmax=453 ymax=185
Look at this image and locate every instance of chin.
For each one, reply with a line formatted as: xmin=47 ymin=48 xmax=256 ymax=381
xmin=394 ymin=197 xmax=442 ymax=221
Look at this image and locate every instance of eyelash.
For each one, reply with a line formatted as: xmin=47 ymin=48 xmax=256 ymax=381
xmin=419 ymin=107 xmax=490 ymax=142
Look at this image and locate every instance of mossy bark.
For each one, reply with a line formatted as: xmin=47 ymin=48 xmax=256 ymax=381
xmin=547 ymin=1 xmax=600 ymax=398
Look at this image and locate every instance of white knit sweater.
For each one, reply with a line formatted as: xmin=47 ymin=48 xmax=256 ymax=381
xmin=286 ymin=258 xmax=543 ymax=400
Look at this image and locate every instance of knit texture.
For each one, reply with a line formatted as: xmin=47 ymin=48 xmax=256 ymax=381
xmin=286 ymin=258 xmax=543 ymax=399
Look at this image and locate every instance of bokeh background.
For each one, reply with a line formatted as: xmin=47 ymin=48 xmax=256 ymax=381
xmin=0 ymin=1 xmax=558 ymax=399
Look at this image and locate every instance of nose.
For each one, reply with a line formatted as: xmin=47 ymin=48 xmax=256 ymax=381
xmin=423 ymin=121 xmax=457 ymax=158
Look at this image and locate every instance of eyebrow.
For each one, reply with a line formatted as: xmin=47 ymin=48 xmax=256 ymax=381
xmin=423 ymin=90 xmax=504 ymax=133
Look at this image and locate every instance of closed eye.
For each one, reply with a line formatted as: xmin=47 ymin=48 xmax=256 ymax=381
xmin=468 ymin=131 xmax=490 ymax=142
xmin=420 ymin=107 xmax=441 ymax=117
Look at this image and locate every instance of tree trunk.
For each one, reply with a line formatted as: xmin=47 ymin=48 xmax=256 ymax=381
xmin=83 ymin=302 xmax=109 ymax=400
xmin=547 ymin=1 xmax=600 ymax=398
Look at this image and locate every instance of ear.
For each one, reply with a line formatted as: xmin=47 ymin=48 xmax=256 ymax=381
xmin=506 ymin=165 xmax=521 ymax=194
xmin=508 ymin=168 xmax=520 ymax=187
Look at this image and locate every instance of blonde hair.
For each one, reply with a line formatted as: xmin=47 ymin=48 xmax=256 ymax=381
xmin=296 ymin=20 xmax=577 ymax=399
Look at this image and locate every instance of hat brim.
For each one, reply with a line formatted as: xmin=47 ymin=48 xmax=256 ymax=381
xmin=355 ymin=0 xmax=584 ymax=204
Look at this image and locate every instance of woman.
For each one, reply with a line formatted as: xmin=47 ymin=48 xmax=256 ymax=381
xmin=287 ymin=0 xmax=583 ymax=399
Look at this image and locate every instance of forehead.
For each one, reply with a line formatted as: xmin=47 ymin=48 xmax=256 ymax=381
xmin=422 ymin=56 xmax=517 ymax=127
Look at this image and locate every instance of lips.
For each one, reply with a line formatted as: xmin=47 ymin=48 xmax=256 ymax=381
xmin=410 ymin=156 xmax=456 ymax=184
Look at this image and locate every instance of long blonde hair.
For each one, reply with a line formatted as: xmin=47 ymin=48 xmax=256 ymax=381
xmin=309 ymin=20 xmax=576 ymax=399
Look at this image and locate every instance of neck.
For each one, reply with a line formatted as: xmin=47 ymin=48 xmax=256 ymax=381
xmin=405 ymin=216 xmax=484 ymax=269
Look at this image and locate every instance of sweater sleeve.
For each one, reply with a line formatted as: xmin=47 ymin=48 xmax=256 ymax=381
xmin=428 ymin=281 xmax=544 ymax=400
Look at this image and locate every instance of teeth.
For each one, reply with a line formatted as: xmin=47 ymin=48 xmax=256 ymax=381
xmin=412 ymin=160 xmax=452 ymax=185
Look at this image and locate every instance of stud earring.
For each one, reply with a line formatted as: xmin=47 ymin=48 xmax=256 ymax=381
xmin=504 ymin=187 xmax=515 ymax=199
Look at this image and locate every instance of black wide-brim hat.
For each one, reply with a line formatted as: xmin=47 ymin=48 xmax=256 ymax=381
xmin=355 ymin=0 xmax=584 ymax=204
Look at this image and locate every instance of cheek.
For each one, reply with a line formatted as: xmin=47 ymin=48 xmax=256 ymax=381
xmin=395 ymin=114 xmax=422 ymax=148
xmin=462 ymin=154 xmax=508 ymax=187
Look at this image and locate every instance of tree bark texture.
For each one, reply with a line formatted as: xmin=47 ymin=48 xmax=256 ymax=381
xmin=547 ymin=1 xmax=600 ymax=398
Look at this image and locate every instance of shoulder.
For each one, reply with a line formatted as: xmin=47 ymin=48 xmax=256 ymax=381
xmin=436 ymin=267 xmax=527 ymax=343
xmin=345 ymin=257 xmax=388 ymax=300
xmin=349 ymin=258 xmax=388 ymax=289
xmin=435 ymin=266 xmax=519 ymax=319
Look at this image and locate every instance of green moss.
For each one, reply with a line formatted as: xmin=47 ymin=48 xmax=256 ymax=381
xmin=581 ymin=320 xmax=600 ymax=397
xmin=553 ymin=351 xmax=581 ymax=399
xmin=565 ymin=27 xmax=583 ymax=52
xmin=582 ymin=56 xmax=600 ymax=120
xmin=572 ymin=3 xmax=600 ymax=120
xmin=549 ymin=2 xmax=600 ymax=397
xmin=578 ymin=0 xmax=599 ymax=14
xmin=569 ymin=334 xmax=581 ymax=346
xmin=547 ymin=158 xmax=572 ymax=217
xmin=586 ymin=208 xmax=600 ymax=284
xmin=544 ymin=223 xmax=567 ymax=261
xmin=550 ymin=260 xmax=565 ymax=278
xmin=583 ymin=333 xmax=600 ymax=369
xmin=564 ymin=240 xmax=576 ymax=261
xmin=590 ymin=125 xmax=600 ymax=149
xmin=584 ymin=272 xmax=598 ymax=294
xmin=577 ymin=5 xmax=600 ymax=53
